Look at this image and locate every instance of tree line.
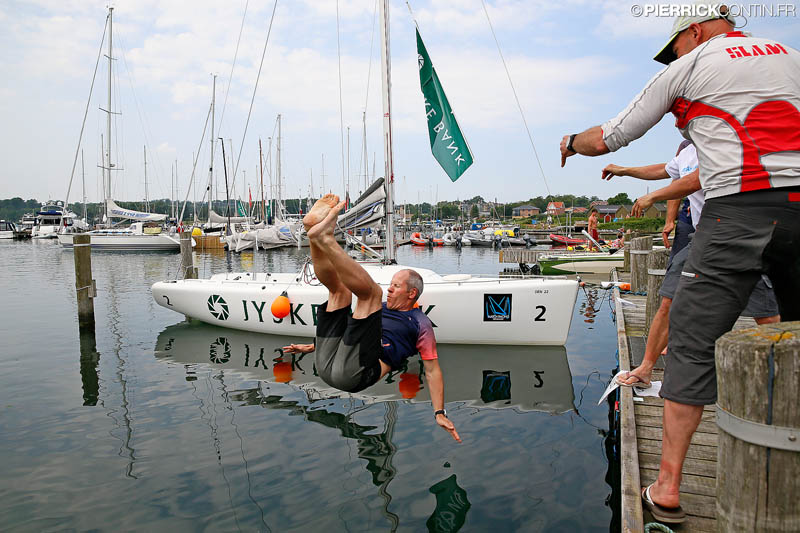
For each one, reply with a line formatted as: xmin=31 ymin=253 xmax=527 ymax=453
xmin=0 ymin=191 xmax=636 ymax=224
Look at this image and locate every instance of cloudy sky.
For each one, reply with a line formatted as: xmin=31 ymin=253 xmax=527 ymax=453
xmin=2 ymin=0 xmax=798 ymax=206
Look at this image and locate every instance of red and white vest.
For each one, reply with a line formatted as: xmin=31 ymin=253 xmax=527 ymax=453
xmin=602 ymin=32 xmax=800 ymax=199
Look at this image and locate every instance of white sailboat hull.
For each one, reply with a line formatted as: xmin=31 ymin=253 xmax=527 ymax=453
xmin=57 ymin=232 xmax=183 ymax=251
xmin=152 ymin=264 xmax=578 ymax=345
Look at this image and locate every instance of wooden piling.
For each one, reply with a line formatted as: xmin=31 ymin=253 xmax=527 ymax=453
xmin=623 ymin=231 xmax=632 ymax=272
xmin=715 ymin=321 xmax=800 ymax=531
xmin=644 ymin=248 xmax=670 ymax=330
xmin=629 ymin=236 xmax=652 ymax=293
xmin=180 ymin=231 xmax=197 ymax=279
xmin=72 ymin=233 xmax=95 ymax=328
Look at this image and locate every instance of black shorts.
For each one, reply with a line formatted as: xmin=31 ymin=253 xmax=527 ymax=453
xmin=314 ymin=301 xmax=383 ymax=393
xmin=660 ymin=241 xmax=779 ymax=317
xmin=662 ymin=186 xmax=800 ymax=405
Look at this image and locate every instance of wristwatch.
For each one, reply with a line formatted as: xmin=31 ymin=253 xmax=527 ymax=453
xmin=567 ymin=133 xmax=578 ymax=153
xmin=434 ymin=409 xmax=447 ymax=419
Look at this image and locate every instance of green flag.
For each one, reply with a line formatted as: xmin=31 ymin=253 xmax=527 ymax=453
xmin=237 ymin=200 xmax=246 ymax=217
xmin=417 ymin=29 xmax=474 ymax=182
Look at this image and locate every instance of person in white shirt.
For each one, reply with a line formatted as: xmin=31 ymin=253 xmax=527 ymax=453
xmin=603 ymin=141 xmax=779 ymax=394
xmin=558 ymin=2 xmax=800 ymax=523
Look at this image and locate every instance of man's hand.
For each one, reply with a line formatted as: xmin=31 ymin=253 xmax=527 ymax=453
xmin=601 ymin=164 xmax=626 ymax=180
xmin=661 ymin=220 xmax=675 ymax=248
xmin=436 ymin=413 xmax=461 ymax=442
xmin=631 ymin=193 xmax=656 ymax=218
xmin=282 ymin=343 xmax=314 ymax=354
xmin=560 ymin=135 xmax=575 ymax=167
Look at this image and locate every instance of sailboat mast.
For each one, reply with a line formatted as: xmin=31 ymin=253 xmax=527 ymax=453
xmin=259 ymin=139 xmax=265 ymax=221
xmin=277 ymin=114 xmax=282 ymax=218
xmin=81 ymin=149 xmax=87 ymax=222
xmin=106 ymin=6 xmax=114 ymax=227
xmin=143 ymin=145 xmax=149 ymax=213
xmin=208 ymin=74 xmax=216 ymax=224
xmin=379 ymin=0 xmax=396 ymax=261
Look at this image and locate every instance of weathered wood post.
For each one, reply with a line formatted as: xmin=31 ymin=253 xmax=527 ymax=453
xmin=629 ymin=236 xmax=652 ymax=292
xmin=716 ymin=321 xmax=800 ymax=531
xmin=72 ymin=234 xmax=95 ymax=329
xmin=180 ymin=231 xmax=197 ymax=279
xmin=623 ymin=231 xmax=632 ymax=271
xmin=645 ymin=248 xmax=670 ymax=329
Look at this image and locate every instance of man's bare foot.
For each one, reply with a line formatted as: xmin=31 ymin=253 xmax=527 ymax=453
xmin=303 ymin=194 xmax=340 ymax=231
xmin=307 ymin=200 xmax=346 ymax=241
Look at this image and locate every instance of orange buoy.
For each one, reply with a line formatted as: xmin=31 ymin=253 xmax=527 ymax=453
xmin=271 ymin=290 xmax=291 ymax=319
xmin=619 ymin=283 xmax=631 ymax=291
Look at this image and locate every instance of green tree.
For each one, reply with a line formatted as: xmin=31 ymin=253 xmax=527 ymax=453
xmin=469 ymin=204 xmax=479 ymax=219
xmin=606 ymin=192 xmax=632 ymax=205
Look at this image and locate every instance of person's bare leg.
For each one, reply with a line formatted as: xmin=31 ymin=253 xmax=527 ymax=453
xmin=648 ymin=400 xmax=703 ymax=508
xmin=304 ymin=195 xmax=351 ymax=310
xmin=307 ymin=200 xmax=382 ymax=318
xmin=619 ymin=297 xmax=671 ymax=386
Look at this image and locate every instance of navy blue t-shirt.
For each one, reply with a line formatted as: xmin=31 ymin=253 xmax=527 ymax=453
xmin=379 ymin=303 xmax=438 ymax=370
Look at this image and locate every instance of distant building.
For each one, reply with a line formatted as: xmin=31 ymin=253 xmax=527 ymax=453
xmin=546 ymin=201 xmax=565 ymax=216
xmin=590 ymin=200 xmax=608 ymax=208
xmin=512 ymin=205 xmax=540 ymax=218
xmin=645 ymin=203 xmax=669 ymax=219
xmin=572 ymin=207 xmax=589 ymax=214
xmin=596 ymin=204 xmax=629 ymax=222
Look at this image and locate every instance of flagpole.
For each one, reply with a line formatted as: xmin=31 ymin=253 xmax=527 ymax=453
xmin=379 ymin=0 xmax=396 ymax=263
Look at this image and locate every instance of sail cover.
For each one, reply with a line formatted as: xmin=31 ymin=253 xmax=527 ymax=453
xmin=337 ymin=178 xmax=387 ymax=231
xmin=208 ymin=209 xmax=255 ymax=224
xmin=106 ymin=199 xmax=167 ymax=221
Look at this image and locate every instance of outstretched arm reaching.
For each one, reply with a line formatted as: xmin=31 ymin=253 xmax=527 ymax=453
xmin=632 ymin=169 xmax=700 ymax=217
xmin=423 ymin=358 xmax=461 ymax=442
xmin=282 ymin=343 xmax=315 ymax=354
xmin=601 ymin=163 xmax=669 ymax=181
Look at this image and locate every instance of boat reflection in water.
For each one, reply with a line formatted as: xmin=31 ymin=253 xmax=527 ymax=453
xmin=154 ymin=320 xmax=575 ymax=414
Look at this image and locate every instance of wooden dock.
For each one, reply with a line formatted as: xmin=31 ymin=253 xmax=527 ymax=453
xmin=614 ymin=269 xmax=756 ymax=532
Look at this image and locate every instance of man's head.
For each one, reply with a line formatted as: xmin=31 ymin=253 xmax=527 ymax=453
xmin=386 ymin=269 xmax=423 ymax=310
xmin=654 ymin=2 xmax=736 ymax=65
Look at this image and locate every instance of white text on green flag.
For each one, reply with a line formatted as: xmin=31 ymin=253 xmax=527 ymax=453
xmin=417 ymin=29 xmax=473 ymax=182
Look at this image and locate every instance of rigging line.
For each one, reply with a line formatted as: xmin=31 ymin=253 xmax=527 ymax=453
xmin=217 ymin=0 xmax=250 ymax=135
xmin=358 ymin=0 xmax=379 ymax=185
xmin=228 ymin=0 xmax=279 ymax=202
xmin=336 ymin=0 xmax=346 ymax=198
xmin=178 ymin=103 xmax=213 ymax=226
xmin=116 ymin=33 xmax=167 ymax=200
xmin=479 ymin=0 xmax=566 ymax=226
xmin=65 ymin=14 xmax=109 ymax=209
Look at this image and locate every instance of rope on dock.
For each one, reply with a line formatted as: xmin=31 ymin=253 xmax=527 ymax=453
xmin=644 ymin=523 xmax=675 ymax=533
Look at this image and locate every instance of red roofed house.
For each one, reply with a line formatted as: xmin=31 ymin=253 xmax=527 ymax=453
xmin=546 ymin=201 xmax=565 ymax=216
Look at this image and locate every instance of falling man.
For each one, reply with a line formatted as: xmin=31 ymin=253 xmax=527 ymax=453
xmin=283 ymin=194 xmax=461 ymax=442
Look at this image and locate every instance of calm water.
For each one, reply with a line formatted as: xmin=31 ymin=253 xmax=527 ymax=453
xmin=0 ymin=240 xmax=619 ymax=531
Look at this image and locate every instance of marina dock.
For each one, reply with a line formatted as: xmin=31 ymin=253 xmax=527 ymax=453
xmin=613 ymin=268 xmax=757 ymax=532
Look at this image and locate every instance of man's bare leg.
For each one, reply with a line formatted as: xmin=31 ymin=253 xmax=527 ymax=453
xmin=306 ymin=199 xmax=382 ymax=319
xmin=619 ymin=297 xmax=671 ymax=386
xmin=648 ymin=400 xmax=703 ymax=508
xmin=304 ymin=195 xmax=351 ymax=310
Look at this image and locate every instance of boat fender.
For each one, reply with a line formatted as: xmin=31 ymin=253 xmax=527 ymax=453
xmin=271 ymin=290 xmax=291 ymax=319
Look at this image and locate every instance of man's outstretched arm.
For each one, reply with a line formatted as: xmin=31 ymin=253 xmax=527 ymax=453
xmin=632 ymin=170 xmax=701 ymax=217
xmin=601 ymin=163 xmax=669 ymax=181
xmin=560 ymin=126 xmax=609 ymax=167
xmin=423 ymin=358 xmax=461 ymax=442
xmin=282 ymin=343 xmax=315 ymax=354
